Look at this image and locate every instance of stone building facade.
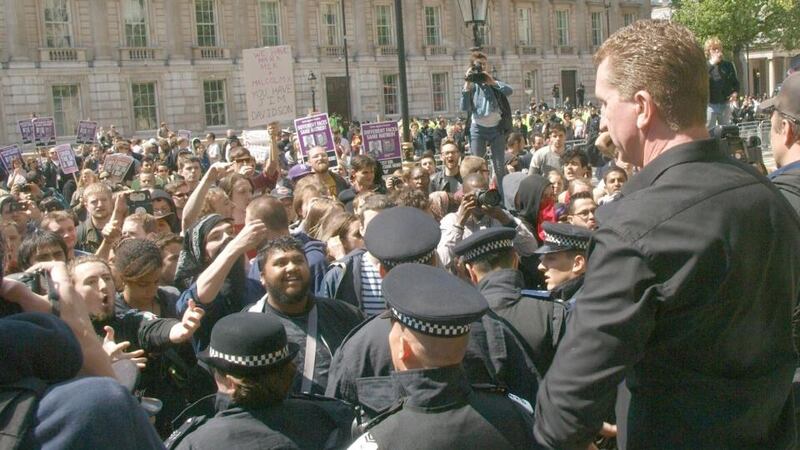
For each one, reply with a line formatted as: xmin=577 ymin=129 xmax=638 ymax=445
xmin=0 ymin=0 xmax=649 ymax=142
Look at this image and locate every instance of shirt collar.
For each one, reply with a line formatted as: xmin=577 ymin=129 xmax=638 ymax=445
xmin=768 ymin=159 xmax=800 ymax=180
xmin=622 ymin=138 xmax=723 ymax=196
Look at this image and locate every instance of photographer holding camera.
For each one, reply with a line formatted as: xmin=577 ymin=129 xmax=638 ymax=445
xmin=460 ymin=51 xmax=513 ymax=196
xmin=437 ymin=173 xmax=537 ymax=275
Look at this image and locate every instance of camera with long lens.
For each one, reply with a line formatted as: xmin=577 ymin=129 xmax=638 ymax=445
xmin=465 ymin=63 xmax=488 ymax=84
xmin=710 ymin=125 xmax=763 ymax=165
xmin=474 ymin=188 xmax=502 ymax=208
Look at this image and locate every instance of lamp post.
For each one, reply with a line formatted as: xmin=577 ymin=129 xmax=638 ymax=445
xmin=603 ymin=0 xmax=611 ymax=41
xmin=457 ymin=0 xmax=490 ymax=49
xmin=394 ymin=0 xmax=410 ymax=143
xmin=308 ymin=71 xmax=317 ymax=112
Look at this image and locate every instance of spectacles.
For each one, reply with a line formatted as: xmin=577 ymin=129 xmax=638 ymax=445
xmin=572 ymin=208 xmax=597 ymax=218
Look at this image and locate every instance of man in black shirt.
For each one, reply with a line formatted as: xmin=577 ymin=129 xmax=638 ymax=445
xmin=535 ymin=20 xmax=800 ymax=449
xmin=705 ymin=37 xmax=739 ymax=128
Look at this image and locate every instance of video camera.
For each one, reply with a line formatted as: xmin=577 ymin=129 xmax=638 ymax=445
xmin=710 ymin=125 xmax=763 ymax=165
xmin=465 ymin=63 xmax=488 ymax=84
xmin=474 ymin=188 xmax=502 ymax=208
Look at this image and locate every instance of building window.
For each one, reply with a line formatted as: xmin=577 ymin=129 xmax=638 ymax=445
xmin=131 ymin=82 xmax=158 ymax=131
xmin=424 ymin=6 xmax=442 ymax=46
xmin=375 ymin=5 xmax=395 ymax=46
xmin=383 ymin=74 xmax=399 ymax=115
xmin=203 ymin=80 xmax=227 ymax=126
xmin=43 ymin=0 xmax=73 ymax=48
xmin=195 ymin=0 xmax=218 ymax=47
xmin=591 ymin=12 xmax=604 ymax=46
xmin=431 ymin=73 xmax=449 ymax=113
xmin=52 ymin=85 xmax=81 ymax=136
xmin=623 ymin=13 xmax=637 ymax=26
xmin=556 ymin=10 xmax=569 ymax=47
xmin=320 ymin=2 xmax=343 ymax=46
xmin=259 ymin=1 xmax=281 ymax=46
xmin=517 ymin=7 xmax=532 ymax=46
xmin=122 ymin=0 xmax=148 ymax=47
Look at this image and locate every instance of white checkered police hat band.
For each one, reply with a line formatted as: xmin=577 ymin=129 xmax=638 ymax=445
xmin=544 ymin=232 xmax=589 ymax=250
xmin=391 ymin=308 xmax=471 ymax=337
xmin=382 ymin=249 xmax=436 ymax=270
xmin=208 ymin=345 xmax=289 ymax=367
xmin=463 ymin=239 xmax=514 ymax=261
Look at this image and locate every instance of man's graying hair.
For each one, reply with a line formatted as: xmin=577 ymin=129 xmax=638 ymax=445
xmin=594 ymin=20 xmax=708 ymax=131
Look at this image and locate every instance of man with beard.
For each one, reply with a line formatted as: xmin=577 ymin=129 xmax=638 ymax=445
xmin=246 ymin=236 xmax=364 ymax=395
xmin=307 ymin=146 xmax=348 ymax=197
xmin=175 ymin=215 xmax=267 ymax=352
xmin=437 ymin=173 xmax=538 ymax=274
xmin=68 ymin=255 xmax=206 ymax=435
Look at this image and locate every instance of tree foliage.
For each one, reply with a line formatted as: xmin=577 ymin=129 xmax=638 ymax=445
xmin=673 ymin=0 xmax=800 ymax=52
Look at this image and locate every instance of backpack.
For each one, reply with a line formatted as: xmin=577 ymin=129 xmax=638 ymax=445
xmin=491 ymin=87 xmax=513 ymax=135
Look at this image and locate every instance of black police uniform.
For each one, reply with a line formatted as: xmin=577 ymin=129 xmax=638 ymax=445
xmin=166 ymin=312 xmax=354 ymax=450
xmin=455 ymin=227 xmax=568 ymax=376
xmin=348 ymin=264 xmax=537 ymax=450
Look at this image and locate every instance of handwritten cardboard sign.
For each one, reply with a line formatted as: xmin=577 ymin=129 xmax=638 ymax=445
xmin=243 ymin=46 xmax=296 ymax=127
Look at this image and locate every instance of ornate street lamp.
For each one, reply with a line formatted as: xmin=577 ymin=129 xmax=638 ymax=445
xmin=308 ymin=71 xmax=317 ymax=112
xmin=456 ymin=0 xmax=490 ymax=49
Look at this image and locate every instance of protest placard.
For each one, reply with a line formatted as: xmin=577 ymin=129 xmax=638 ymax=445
xmin=243 ymin=46 xmax=296 ymax=127
xmin=76 ymin=121 xmax=98 ymax=144
xmin=103 ymin=153 xmax=134 ymax=185
xmin=361 ymin=121 xmax=402 ymax=171
xmin=294 ymin=113 xmax=337 ymax=167
xmin=241 ymin=130 xmax=271 ymax=164
xmin=177 ymin=130 xmax=192 ymax=141
xmin=33 ymin=117 xmax=56 ymax=147
xmin=0 ymin=145 xmax=23 ymax=172
xmin=17 ymin=120 xmax=34 ymax=145
xmin=54 ymin=144 xmax=79 ymax=175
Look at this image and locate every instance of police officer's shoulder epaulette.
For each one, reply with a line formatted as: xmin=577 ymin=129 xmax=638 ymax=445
xmin=520 ymin=289 xmax=552 ymax=300
xmin=164 ymin=415 xmax=206 ymax=450
xmin=170 ymin=393 xmax=216 ymax=430
xmin=339 ymin=313 xmax=386 ymax=346
xmin=360 ymin=398 xmax=404 ymax=433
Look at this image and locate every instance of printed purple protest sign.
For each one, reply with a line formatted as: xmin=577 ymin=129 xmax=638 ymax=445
xmin=33 ymin=117 xmax=56 ymax=147
xmin=103 ymin=153 xmax=134 ymax=186
xmin=54 ymin=144 xmax=79 ymax=175
xmin=0 ymin=145 xmax=23 ymax=172
xmin=294 ymin=113 xmax=337 ymax=167
xmin=76 ymin=121 xmax=98 ymax=145
xmin=17 ymin=120 xmax=35 ymax=145
xmin=361 ymin=121 xmax=402 ymax=170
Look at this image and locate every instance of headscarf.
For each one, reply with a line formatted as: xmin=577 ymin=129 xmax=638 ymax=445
xmin=174 ymin=214 xmax=230 ymax=291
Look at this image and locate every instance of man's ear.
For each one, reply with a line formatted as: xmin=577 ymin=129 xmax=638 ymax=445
xmin=634 ymin=90 xmax=655 ymax=130
xmin=464 ymin=262 xmax=479 ymax=284
xmin=573 ymin=253 xmax=587 ymax=275
xmin=781 ymin=118 xmax=797 ymax=148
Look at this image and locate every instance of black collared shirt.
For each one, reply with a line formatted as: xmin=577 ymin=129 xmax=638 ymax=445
xmin=535 ymin=138 xmax=800 ymax=449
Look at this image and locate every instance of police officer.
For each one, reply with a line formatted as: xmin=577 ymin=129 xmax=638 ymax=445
xmin=454 ymin=227 xmax=566 ymax=376
xmin=534 ymin=222 xmax=591 ymax=309
xmin=166 ymin=312 xmax=353 ymax=449
xmin=349 ymin=264 xmax=536 ymax=449
xmin=325 ymin=207 xmax=539 ymax=422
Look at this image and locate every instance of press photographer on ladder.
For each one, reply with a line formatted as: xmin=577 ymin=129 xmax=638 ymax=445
xmin=461 ymin=50 xmax=513 ymax=196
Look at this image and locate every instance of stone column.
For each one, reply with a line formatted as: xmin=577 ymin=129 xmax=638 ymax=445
xmin=89 ymin=0 xmax=111 ymax=60
xmin=5 ymin=0 xmax=30 ymax=61
xmin=768 ymin=57 xmax=776 ymax=95
xmin=295 ymin=0 xmax=310 ymax=58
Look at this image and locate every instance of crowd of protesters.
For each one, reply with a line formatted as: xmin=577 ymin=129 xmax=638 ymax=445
xmin=2 ymin=18 xmax=800 ymax=450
